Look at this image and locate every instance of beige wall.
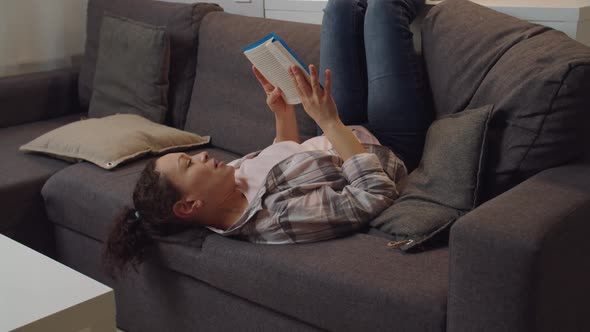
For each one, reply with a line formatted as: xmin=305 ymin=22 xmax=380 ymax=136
xmin=0 ymin=0 xmax=262 ymax=78
xmin=0 ymin=0 xmax=88 ymax=77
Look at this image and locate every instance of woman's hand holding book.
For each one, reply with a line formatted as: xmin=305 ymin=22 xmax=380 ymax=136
xmin=289 ymin=64 xmax=366 ymax=160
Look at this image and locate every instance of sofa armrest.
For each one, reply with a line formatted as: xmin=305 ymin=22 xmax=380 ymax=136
xmin=0 ymin=67 xmax=81 ymax=128
xmin=448 ymin=163 xmax=590 ymax=332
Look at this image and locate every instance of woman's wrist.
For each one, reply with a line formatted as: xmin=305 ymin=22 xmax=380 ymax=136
xmin=320 ymin=118 xmax=366 ymax=161
xmin=274 ymin=104 xmax=295 ymax=116
xmin=274 ymin=108 xmax=300 ymax=143
xmin=274 ymin=109 xmax=296 ymax=122
xmin=317 ymin=117 xmax=343 ymax=133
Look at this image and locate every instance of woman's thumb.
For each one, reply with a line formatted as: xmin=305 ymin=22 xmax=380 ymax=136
xmin=270 ymin=87 xmax=281 ymax=101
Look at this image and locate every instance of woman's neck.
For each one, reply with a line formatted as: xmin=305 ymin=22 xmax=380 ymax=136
xmin=206 ymin=189 xmax=249 ymax=231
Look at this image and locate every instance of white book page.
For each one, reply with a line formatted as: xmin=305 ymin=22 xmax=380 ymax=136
xmin=244 ymin=39 xmax=301 ymax=105
xmin=268 ymin=41 xmax=311 ymax=85
xmin=266 ymin=41 xmax=312 ymax=105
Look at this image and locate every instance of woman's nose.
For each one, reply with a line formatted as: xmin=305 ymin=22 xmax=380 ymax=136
xmin=199 ymin=151 xmax=208 ymax=162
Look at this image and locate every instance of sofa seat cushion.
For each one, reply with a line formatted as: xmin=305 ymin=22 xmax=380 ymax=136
xmin=42 ymin=147 xmax=241 ymax=242
xmin=0 ymin=114 xmax=83 ymax=233
xmin=154 ymin=233 xmax=448 ymax=332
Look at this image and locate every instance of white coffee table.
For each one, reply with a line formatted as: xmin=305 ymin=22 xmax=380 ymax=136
xmin=0 ymin=234 xmax=116 ymax=332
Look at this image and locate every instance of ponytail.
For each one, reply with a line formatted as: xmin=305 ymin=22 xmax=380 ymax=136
xmin=101 ymin=159 xmax=191 ymax=280
xmin=102 ymin=207 xmax=154 ymax=279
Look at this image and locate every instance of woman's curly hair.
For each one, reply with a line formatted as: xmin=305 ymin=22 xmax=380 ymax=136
xmin=102 ymin=159 xmax=192 ymax=279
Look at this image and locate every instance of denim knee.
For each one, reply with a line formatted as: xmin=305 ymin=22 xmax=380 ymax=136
xmin=323 ymin=0 xmax=367 ymax=17
xmin=366 ymin=0 xmax=417 ymax=22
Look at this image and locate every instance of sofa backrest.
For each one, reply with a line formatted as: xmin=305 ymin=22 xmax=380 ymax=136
xmin=183 ymin=12 xmax=319 ymax=155
xmin=79 ymin=0 xmax=222 ymax=129
xmin=421 ymin=0 xmax=590 ymax=200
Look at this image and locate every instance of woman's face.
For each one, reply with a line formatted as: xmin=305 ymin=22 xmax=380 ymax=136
xmin=155 ymin=152 xmax=235 ymax=210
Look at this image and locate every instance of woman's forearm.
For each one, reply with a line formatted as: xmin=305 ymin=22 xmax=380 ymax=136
xmin=274 ymin=110 xmax=301 ymax=143
xmin=319 ymin=119 xmax=366 ymax=161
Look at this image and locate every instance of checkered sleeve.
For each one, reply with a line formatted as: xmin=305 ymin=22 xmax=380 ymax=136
xmin=341 ymin=153 xmax=399 ymax=199
xmin=275 ymin=153 xmax=399 ymax=243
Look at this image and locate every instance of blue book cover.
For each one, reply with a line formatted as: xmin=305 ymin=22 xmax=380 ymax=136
xmin=243 ymin=33 xmax=324 ymax=104
xmin=243 ymin=33 xmax=312 ymax=76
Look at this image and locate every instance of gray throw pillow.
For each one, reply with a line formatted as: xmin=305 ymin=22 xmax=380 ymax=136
xmin=88 ymin=15 xmax=170 ymax=123
xmin=79 ymin=0 xmax=223 ymax=128
xmin=370 ymin=104 xmax=494 ymax=251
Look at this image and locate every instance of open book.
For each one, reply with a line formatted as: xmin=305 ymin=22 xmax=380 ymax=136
xmin=243 ymin=33 xmax=315 ymax=105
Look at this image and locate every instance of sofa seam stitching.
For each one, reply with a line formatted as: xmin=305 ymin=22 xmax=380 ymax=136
xmin=515 ymin=63 xmax=590 ymax=172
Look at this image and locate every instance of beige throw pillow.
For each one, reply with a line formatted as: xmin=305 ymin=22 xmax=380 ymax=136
xmin=20 ymin=114 xmax=210 ymax=169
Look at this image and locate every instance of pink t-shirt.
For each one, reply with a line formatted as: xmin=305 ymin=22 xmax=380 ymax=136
xmin=228 ymin=125 xmax=381 ymax=203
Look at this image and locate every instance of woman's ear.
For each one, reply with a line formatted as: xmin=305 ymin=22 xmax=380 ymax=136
xmin=172 ymin=199 xmax=203 ymax=219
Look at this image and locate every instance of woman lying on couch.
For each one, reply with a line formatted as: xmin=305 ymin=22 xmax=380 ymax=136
xmin=103 ymin=0 xmax=430 ymax=278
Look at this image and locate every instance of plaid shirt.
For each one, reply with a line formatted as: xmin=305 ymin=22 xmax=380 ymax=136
xmin=206 ymin=144 xmax=407 ymax=244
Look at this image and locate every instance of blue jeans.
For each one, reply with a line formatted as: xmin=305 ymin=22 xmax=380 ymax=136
xmin=319 ymin=0 xmax=432 ymax=171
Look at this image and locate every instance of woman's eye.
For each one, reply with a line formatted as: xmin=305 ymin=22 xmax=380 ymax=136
xmin=186 ymin=159 xmax=192 ymax=167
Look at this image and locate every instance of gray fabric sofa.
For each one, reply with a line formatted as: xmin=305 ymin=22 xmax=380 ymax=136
xmin=1 ymin=0 xmax=590 ymax=331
